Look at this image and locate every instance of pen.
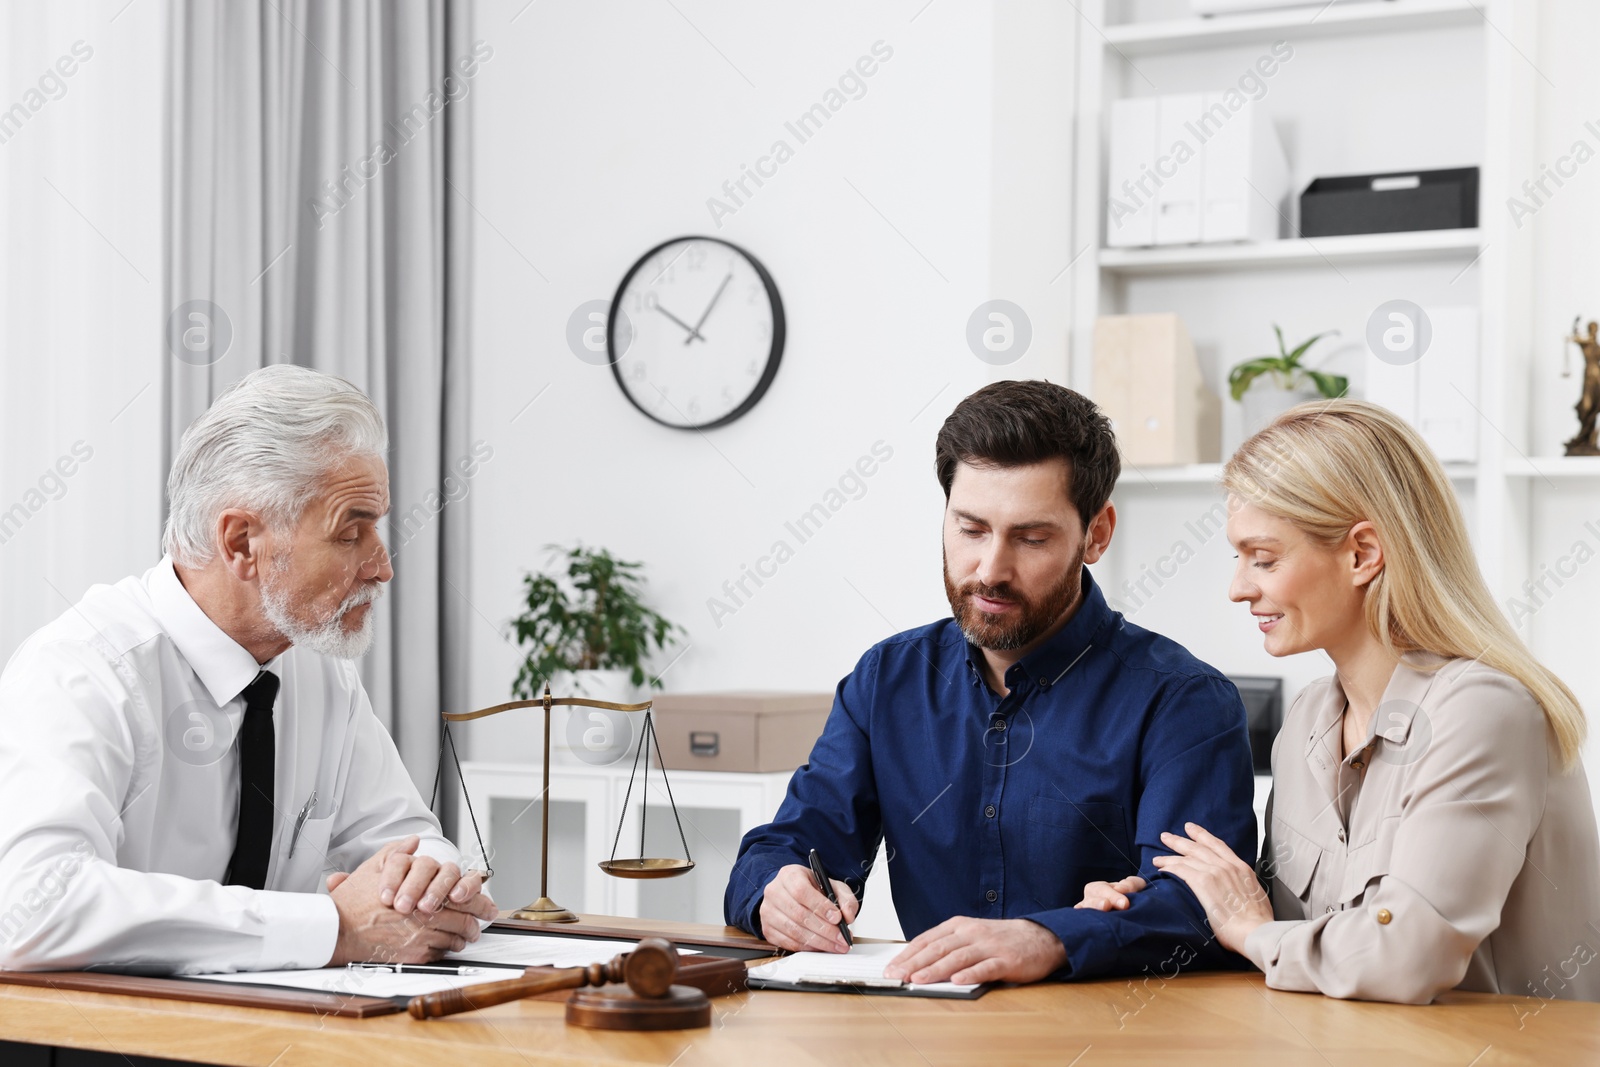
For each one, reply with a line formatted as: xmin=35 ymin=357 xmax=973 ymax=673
xmin=288 ymin=790 xmax=317 ymax=858
xmin=348 ymin=963 xmax=489 ymax=975
xmin=807 ymin=848 xmax=853 ymax=948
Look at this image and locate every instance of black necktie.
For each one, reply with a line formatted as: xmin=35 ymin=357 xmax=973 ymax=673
xmin=227 ymin=669 xmax=279 ymax=890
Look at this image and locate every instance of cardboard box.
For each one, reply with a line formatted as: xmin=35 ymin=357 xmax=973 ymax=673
xmin=1094 ymin=313 xmax=1219 ymax=465
xmin=650 ymin=692 xmax=832 ymax=773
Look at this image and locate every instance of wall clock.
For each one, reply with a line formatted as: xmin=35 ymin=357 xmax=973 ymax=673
xmin=607 ymin=236 xmax=785 ymax=430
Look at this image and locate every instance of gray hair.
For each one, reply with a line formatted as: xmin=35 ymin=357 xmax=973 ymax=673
xmin=163 ymin=365 xmax=388 ymax=566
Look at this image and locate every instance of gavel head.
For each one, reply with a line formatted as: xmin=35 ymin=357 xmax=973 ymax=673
xmin=621 ymin=937 xmax=678 ymax=999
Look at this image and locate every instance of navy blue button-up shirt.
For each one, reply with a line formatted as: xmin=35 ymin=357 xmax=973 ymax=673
xmin=725 ymin=567 xmax=1257 ymax=979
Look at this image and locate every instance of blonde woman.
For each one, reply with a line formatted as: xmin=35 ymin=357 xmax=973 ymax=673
xmin=1078 ymin=400 xmax=1600 ymax=1003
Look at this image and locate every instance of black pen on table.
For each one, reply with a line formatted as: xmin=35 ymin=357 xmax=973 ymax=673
xmin=807 ymin=848 xmax=853 ymax=948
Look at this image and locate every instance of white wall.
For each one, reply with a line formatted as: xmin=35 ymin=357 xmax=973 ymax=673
xmin=464 ymin=1 xmax=1037 ymax=730
xmin=0 ymin=1 xmax=166 ymax=665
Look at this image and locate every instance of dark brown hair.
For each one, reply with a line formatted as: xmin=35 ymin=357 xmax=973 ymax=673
xmin=935 ymin=380 xmax=1120 ymax=526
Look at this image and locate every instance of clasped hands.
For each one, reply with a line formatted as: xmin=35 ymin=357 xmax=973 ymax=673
xmin=759 ymin=863 xmax=1066 ymax=985
xmin=1074 ymin=822 xmax=1272 ymax=954
xmin=324 ymin=835 xmax=498 ymax=966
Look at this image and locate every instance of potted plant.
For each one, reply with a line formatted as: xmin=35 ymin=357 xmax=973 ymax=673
xmin=1228 ymin=325 xmax=1349 ymax=436
xmin=509 ymin=543 xmax=684 ymax=701
xmin=481 ymin=545 xmax=683 ymax=765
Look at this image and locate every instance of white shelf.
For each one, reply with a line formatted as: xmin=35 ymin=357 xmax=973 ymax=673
xmin=1102 ymin=0 xmax=1481 ymax=57
xmin=1099 ymin=228 xmax=1482 ymax=275
xmin=1116 ymin=460 xmax=1477 ymax=488
xmin=1505 ymin=455 xmax=1600 ymax=479
xmin=1117 ymin=463 xmax=1224 ymax=487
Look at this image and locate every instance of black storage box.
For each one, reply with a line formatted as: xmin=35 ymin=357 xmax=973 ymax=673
xmin=1231 ymin=675 xmax=1284 ymax=776
xmin=1299 ymin=167 xmax=1478 ymax=238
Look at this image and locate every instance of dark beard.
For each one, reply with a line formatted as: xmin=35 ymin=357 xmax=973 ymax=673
xmin=943 ymin=548 xmax=1084 ymax=652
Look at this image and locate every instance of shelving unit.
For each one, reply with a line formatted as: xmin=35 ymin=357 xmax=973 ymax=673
xmin=1069 ymin=0 xmax=1541 ymax=708
xmin=1102 ymin=0 xmax=1481 ymax=55
xmin=1504 ymin=455 xmax=1600 ymax=479
xmin=1098 ymin=228 xmax=1482 ymax=275
xmin=1115 ymin=461 xmax=1479 ymax=488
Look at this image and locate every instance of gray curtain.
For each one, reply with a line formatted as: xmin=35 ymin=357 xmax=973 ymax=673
xmin=162 ymin=0 xmax=475 ymax=795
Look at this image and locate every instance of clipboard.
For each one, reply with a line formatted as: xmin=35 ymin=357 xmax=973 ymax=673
xmin=745 ymin=944 xmax=993 ymax=1000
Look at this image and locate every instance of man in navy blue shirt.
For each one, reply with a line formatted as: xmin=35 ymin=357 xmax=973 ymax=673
xmin=724 ymin=380 xmax=1256 ymax=985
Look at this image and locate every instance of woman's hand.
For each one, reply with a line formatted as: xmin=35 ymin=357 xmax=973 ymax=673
xmin=1074 ymin=875 xmax=1147 ymax=911
xmin=1152 ymin=822 xmax=1273 ymax=954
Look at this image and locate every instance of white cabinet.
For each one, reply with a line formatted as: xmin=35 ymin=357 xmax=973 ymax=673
xmin=455 ymin=760 xmax=904 ymax=939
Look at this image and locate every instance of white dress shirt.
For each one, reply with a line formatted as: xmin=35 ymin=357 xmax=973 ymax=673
xmin=0 ymin=558 xmax=459 ymax=973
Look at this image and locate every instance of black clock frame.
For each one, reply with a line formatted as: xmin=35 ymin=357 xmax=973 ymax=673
xmin=607 ymin=234 xmax=786 ymax=431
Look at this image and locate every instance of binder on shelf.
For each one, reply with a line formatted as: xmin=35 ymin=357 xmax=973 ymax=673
xmin=1200 ymin=96 xmax=1288 ymax=243
xmin=1364 ymin=305 xmax=1479 ymax=463
xmin=1093 ymin=313 xmax=1218 ymax=466
xmin=1154 ymin=93 xmax=1205 ymax=246
xmin=1106 ymin=97 xmax=1159 ymax=248
xmin=1106 ymin=92 xmax=1289 ymax=248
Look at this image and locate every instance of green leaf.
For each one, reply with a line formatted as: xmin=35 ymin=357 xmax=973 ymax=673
xmin=1306 ymin=370 xmax=1349 ymax=399
xmin=1229 ymin=356 xmax=1290 ymax=401
xmin=1285 ymin=330 xmax=1337 ymax=367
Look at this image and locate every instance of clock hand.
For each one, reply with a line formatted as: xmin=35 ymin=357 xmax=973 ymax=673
xmin=684 ymin=272 xmax=734 ymax=346
xmin=651 ymin=301 xmax=705 ymax=343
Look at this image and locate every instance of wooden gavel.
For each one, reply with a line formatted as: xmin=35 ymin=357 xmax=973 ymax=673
xmin=408 ymin=937 xmax=680 ymax=1020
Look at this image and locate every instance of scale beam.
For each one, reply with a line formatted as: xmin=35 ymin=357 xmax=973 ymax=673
xmin=438 ymin=682 xmax=694 ymax=925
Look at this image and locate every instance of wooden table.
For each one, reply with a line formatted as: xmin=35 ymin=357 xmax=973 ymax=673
xmin=0 ymin=914 xmax=1595 ymax=1066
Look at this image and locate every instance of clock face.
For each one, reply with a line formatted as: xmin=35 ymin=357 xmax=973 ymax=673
xmin=609 ymin=236 xmax=785 ymax=430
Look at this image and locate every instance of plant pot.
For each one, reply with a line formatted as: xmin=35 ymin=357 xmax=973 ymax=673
xmin=464 ymin=669 xmax=639 ymax=766
xmin=1239 ymin=378 xmax=1323 ymax=438
xmin=553 ymin=669 xmax=640 ymax=767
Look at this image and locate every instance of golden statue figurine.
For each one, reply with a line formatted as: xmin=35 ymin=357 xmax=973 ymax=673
xmin=1565 ymin=318 xmax=1600 ymax=457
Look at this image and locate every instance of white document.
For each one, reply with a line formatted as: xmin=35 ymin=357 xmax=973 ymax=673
xmin=186 ymin=966 xmax=510 ymax=998
xmin=748 ymin=942 xmax=980 ymax=994
xmin=445 ymin=932 xmax=700 ymax=969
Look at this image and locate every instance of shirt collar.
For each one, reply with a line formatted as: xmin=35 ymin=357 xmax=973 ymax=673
xmin=960 ymin=565 xmax=1114 ymax=691
xmin=1302 ymin=649 xmax=1451 ymax=774
xmin=147 ymin=556 xmax=273 ymax=706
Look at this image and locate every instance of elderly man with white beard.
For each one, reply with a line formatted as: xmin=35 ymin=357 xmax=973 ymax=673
xmin=0 ymin=365 xmax=495 ymax=974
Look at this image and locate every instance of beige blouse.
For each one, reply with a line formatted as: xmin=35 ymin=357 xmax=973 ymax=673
xmin=1245 ymin=652 xmax=1600 ymax=1003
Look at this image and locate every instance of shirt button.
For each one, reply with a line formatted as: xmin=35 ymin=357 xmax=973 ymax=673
xmin=985 ymin=889 xmax=998 ymax=903
xmin=1325 ymin=906 xmax=1335 ymax=914
xmin=1336 ymin=828 xmax=1346 ymax=842
xmin=1376 ymin=908 xmax=1393 ymax=925
xmin=984 ymin=805 xmax=996 ymax=818
xmin=992 ymin=718 xmax=1007 ymax=732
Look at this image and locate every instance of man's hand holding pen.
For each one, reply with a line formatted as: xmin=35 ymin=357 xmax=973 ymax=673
xmin=760 ymin=864 xmax=860 ymax=953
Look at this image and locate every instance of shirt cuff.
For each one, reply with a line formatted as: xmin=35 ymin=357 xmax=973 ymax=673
xmin=1020 ymin=908 xmax=1107 ymax=979
xmin=1242 ymin=919 xmax=1295 ymax=973
xmin=257 ymin=890 xmax=340 ymax=970
xmin=413 ymin=835 xmax=463 ymax=868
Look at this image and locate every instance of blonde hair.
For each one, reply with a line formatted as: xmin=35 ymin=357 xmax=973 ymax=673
xmin=1223 ymin=399 xmax=1586 ymax=769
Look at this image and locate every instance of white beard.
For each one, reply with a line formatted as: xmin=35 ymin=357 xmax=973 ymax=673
xmin=260 ymin=554 xmax=383 ymax=659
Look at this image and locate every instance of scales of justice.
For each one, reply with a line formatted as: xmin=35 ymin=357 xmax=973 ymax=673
xmin=434 ymin=682 xmax=694 ymax=922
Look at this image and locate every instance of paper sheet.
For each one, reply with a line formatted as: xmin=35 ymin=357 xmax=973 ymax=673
xmin=444 ymin=932 xmax=700 ymax=969
xmin=186 ymin=966 xmax=510 ymax=998
xmin=748 ymin=943 xmax=980 ymax=994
